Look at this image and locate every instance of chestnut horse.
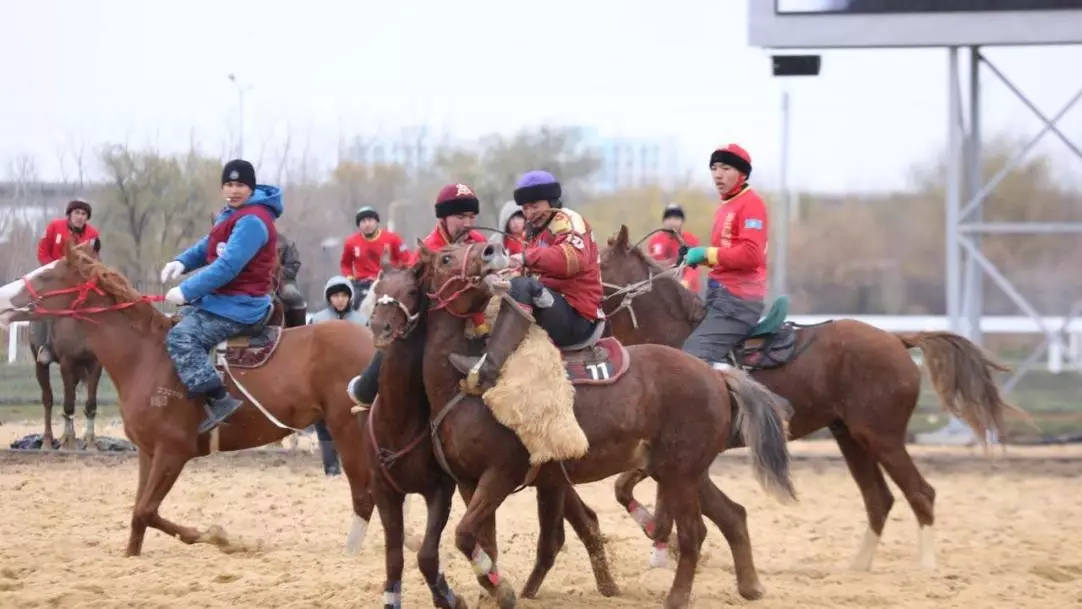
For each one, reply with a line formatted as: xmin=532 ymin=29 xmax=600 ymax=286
xmin=362 ymin=264 xmax=620 ymax=608
xmin=600 ymin=225 xmax=1018 ymax=572
xmin=0 ymin=243 xmax=378 ymax=557
xmin=401 ymin=241 xmax=794 ymax=609
xmin=27 ymin=315 xmax=103 ymax=450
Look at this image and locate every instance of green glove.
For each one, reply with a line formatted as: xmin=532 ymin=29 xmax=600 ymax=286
xmin=684 ymin=246 xmax=710 ymax=266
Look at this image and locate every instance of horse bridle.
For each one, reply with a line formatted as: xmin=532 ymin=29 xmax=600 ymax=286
xmin=19 ymin=273 xmax=163 ymax=323
xmin=601 ymin=228 xmax=691 ymax=329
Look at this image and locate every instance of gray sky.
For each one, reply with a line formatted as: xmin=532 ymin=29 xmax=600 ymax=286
xmin=2 ymin=0 xmax=1080 ymax=193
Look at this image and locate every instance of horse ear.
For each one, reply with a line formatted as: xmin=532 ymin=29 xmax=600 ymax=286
xmin=616 ymin=225 xmax=630 ymax=249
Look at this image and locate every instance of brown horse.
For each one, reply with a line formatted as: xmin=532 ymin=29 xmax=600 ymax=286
xmin=27 ymin=316 xmax=103 ymax=450
xmin=364 ymin=264 xmax=621 ymax=608
xmin=0 ymin=243 xmax=378 ymax=557
xmin=400 ymin=241 xmax=794 ymax=609
xmin=600 ymin=224 xmax=1018 ymax=572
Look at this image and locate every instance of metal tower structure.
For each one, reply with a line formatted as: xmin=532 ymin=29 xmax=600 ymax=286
xmin=749 ymin=1 xmax=1082 ymax=390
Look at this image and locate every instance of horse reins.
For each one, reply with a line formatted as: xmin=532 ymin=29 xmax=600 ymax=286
xmin=20 ymin=274 xmax=165 ymax=323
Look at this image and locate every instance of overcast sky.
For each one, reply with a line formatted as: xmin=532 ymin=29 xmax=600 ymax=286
xmin=1 ymin=0 xmax=1080 ymax=193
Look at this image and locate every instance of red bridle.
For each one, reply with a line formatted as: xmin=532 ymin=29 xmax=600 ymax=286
xmin=21 ymin=274 xmax=165 ymax=324
xmin=426 ymin=243 xmax=482 ymax=317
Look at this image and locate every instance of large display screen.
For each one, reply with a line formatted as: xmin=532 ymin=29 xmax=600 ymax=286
xmin=776 ymin=0 xmax=1082 ymax=14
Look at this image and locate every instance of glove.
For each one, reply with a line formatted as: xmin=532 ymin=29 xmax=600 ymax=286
xmin=160 ymin=261 xmax=185 ymax=283
xmin=684 ymin=246 xmax=712 ymax=266
xmin=165 ymin=286 xmax=187 ymax=306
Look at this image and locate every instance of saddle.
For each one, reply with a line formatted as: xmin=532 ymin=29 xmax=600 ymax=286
xmin=559 ymin=321 xmax=631 ymax=386
xmin=214 ymin=303 xmax=286 ymax=370
xmin=728 ymin=296 xmax=799 ymax=371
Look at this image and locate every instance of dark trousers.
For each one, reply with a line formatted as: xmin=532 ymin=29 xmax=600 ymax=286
xmin=351 ymin=279 xmax=373 ymax=311
xmin=507 ymin=276 xmax=597 ymax=347
xmin=682 ymin=282 xmax=764 ymax=365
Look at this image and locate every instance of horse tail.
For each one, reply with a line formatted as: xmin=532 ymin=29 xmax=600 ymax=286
xmin=721 ymin=368 xmax=798 ymax=504
xmin=898 ymin=331 xmax=1029 ymax=444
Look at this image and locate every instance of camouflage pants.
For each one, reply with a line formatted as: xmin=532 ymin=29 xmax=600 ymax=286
xmin=30 ymin=319 xmax=52 ymax=352
xmin=165 ymin=308 xmax=262 ymax=396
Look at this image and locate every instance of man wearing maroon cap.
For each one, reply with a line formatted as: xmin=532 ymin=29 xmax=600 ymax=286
xmin=347 ymin=183 xmax=488 ymax=411
xmin=682 ymin=144 xmax=770 ymax=369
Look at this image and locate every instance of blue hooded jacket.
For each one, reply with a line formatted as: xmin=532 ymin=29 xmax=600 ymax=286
xmin=174 ymin=185 xmax=284 ymax=324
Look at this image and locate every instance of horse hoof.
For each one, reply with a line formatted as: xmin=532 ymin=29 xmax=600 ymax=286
xmin=738 ymin=581 xmax=766 ymax=601
xmin=597 ymin=580 xmax=620 ymax=597
xmin=496 ymin=580 xmax=516 ymax=609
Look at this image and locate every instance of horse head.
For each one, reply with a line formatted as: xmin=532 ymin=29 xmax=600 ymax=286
xmin=369 ymin=263 xmax=426 ymax=348
xmin=0 ymin=241 xmax=108 ymax=328
xmin=412 ymin=240 xmax=509 ymax=320
xmin=600 ymin=224 xmax=656 ymax=288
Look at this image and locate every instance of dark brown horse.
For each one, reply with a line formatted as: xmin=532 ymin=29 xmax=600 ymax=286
xmin=0 ymin=243 xmax=378 ymax=557
xmin=364 ymin=263 xmax=620 ymax=608
xmin=398 ymin=241 xmax=794 ymax=609
xmin=600 ymin=225 xmax=1018 ymax=572
xmin=27 ymin=316 xmax=103 ymax=450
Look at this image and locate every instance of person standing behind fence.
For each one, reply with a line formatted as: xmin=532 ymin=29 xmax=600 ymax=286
xmin=340 ymin=206 xmax=409 ymax=310
xmin=308 ymin=276 xmax=366 ymax=476
xmin=33 ymin=199 xmax=101 ymax=364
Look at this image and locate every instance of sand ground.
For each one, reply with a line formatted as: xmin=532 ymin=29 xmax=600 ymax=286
xmin=0 ymin=417 xmax=1080 ymax=609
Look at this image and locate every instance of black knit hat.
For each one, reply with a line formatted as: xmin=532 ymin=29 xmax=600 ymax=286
xmin=65 ymin=199 xmax=92 ymax=220
xmin=221 ymin=159 xmax=257 ymax=191
xmin=355 ymin=206 xmax=380 ymax=226
xmin=662 ymin=203 xmax=684 ymax=221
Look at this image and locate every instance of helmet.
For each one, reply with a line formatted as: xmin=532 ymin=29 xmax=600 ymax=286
xmin=355 ymin=206 xmax=380 ymax=226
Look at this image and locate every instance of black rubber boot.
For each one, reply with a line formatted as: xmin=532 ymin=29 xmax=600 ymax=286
xmin=284 ymin=307 xmax=308 ymax=328
xmin=348 ymin=350 xmax=383 ymax=406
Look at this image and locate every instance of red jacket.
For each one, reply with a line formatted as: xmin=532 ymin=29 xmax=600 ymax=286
xmin=524 ymin=209 xmax=604 ymax=321
xmin=647 ymin=230 xmax=702 ymax=292
xmin=415 ymin=223 xmax=488 ymax=329
xmin=207 ymin=205 xmax=278 ymax=296
xmin=707 ymin=186 xmax=768 ymax=300
xmin=341 ymin=229 xmax=410 ymax=280
xmin=503 ymin=233 xmax=525 ymax=255
xmin=37 ymin=218 xmax=100 ymax=264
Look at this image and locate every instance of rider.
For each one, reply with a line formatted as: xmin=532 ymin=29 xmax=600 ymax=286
xmin=496 ymin=199 xmax=526 ymax=255
xmin=681 ymin=144 xmax=769 ymax=370
xmin=448 ymin=170 xmax=604 ymax=393
xmin=276 ymin=230 xmax=308 ymax=327
xmin=347 ymin=183 xmax=487 ymax=410
xmin=340 ymin=206 xmax=409 ymax=310
xmin=33 ymin=199 xmax=101 ymax=364
xmin=309 ymin=275 xmax=367 ymax=476
xmin=647 ymin=203 xmax=702 ymax=292
xmin=159 ymin=159 xmax=284 ymax=434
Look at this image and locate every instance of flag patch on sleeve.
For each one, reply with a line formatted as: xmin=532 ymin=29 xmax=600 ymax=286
xmin=744 ymin=218 xmax=764 ymax=230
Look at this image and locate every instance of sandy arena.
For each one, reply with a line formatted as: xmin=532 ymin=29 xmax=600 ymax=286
xmin=1 ymin=417 xmax=1081 ymax=609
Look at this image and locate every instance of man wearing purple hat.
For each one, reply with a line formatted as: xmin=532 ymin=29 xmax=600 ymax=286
xmin=449 ymin=170 xmax=605 ymax=393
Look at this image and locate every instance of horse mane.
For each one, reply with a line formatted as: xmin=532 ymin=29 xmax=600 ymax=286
xmin=625 ymin=245 xmax=707 ymax=326
xmin=65 ymin=247 xmax=172 ymax=334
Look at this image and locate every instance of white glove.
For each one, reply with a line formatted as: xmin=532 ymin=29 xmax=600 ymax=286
xmin=165 ymin=286 xmax=187 ymax=306
xmin=160 ymin=261 xmax=185 ymax=283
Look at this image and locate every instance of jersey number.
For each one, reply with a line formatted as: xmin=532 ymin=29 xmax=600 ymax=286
xmin=586 ymin=363 xmax=610 ymax=381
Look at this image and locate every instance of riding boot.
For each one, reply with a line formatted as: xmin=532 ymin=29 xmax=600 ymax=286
xmin=448 ymin=298 xmax=535 ymax=394
xmin=284 ymin=307 xmax=308 ymax=328
xmin=198 ymin=391 xmax=245 ymax=434
xmin=320 ymin=441 xmax=342 ymax=476
xmin=348 ymin=350 xmax=383 ymax=411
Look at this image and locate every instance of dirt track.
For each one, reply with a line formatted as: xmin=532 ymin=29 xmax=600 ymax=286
xmin=0 ymin=428 xmax=1080 ymax=608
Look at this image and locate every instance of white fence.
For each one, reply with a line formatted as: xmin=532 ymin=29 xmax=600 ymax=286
xmin=5 ymin=315 xmax=1082 ymax=371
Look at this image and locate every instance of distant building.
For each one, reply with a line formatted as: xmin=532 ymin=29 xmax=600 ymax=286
xmin=578 ymin=127 xmax=687 ymax=192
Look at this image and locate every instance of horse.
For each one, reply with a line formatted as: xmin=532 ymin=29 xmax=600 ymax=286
xmin=364 ymin=263 xmax=620 ymax=608
xmin=27 ymin=315 xmax=103 ymax=450
xmin=398 ymin=241 xmax=795 ymax=609
xmin=0 ymin=242 xmax=379 ymax=558
xmin=599 ymin=224 xmax=1019 ymax=572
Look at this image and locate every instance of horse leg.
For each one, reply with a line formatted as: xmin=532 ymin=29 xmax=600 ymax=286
xmin=372 ymin=482 xmax=409 ymax=609
xmin=562 ymin=485 xmax=620 ymax=597
xmin=125 ymin=449 xmax=153 ymax=556
xmin=458 ymin=482 xmax=499 ymax=563
xmin=657 ymin=479 xmax=706 ymax=609
xmin=521 ymin=485 xmax=566 ymax=599
xmin=82 ymin=362 xmax=102 ymax=450
xmin=455 ymin=471 xmax=518 ymax=608
xmin=58 ymin=359 xmax=78 ymax=450
xmin=417 ymin=480 xmax=467 ymax=609
xmin=859 ymin=431 xmax=937 ymax=570
xmin=327 ymin=419 xmax=377 ymax=555
xmin=831 ymin=423 xmax=895 ymax=571
xmin=616 ymin=468 xmax=673 ymax=569
xmin=35 ymin=362 xmax=55 ymax=450
xmin=129 ymin=450 xmax=218 ymax=555
xmin=698 ymin=476 xmax=764 ymax=600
